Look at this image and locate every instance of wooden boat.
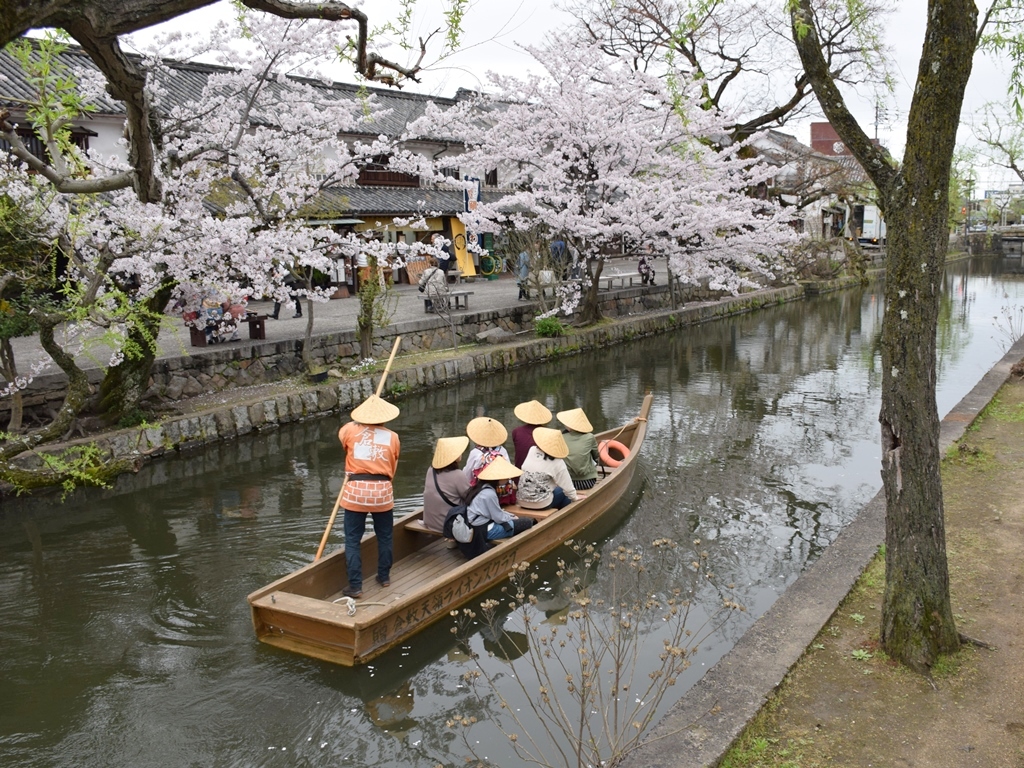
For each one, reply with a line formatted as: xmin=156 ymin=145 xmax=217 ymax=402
xmin=247 ymin=393 xmax=653 ymax=666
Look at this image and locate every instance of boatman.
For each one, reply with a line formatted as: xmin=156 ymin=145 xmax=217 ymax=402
xmin=338 ymin=393 xmax=401 ymax=599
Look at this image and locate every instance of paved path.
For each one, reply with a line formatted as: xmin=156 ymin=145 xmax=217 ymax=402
xmin=8 ymin=274 xmax=525 ymax=377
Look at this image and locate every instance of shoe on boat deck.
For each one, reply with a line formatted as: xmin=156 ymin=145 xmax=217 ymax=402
xmin=342 ymin=585 xmax=362 ymax=599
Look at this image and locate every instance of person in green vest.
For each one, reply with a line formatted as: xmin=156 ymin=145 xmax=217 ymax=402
xmin=557 ymin=408 xmax=600 ymax=490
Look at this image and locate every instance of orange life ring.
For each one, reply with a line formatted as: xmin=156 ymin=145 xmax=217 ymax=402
xmin=599 ymin=439 xmax=629 ymax=468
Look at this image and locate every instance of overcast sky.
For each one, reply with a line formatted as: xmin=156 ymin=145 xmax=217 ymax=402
xmin=128 ymin=0 xmax=1017 ymax=189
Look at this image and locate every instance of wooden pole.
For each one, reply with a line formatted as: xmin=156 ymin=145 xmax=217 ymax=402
xmin=375 ymin=335 xmax=402 ymax=397
xmin=315 ymin=484 xmax=345 ymax=561
xmin=314 ymin=336 xmax=403 ymax=561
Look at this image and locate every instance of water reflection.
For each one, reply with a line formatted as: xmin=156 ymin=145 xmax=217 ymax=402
xmin=2 ymin=258 xmax=1023 ymax=767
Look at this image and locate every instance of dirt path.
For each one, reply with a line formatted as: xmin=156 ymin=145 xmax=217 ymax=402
xmin=721 ymin=377 xmax=1024 ymax=768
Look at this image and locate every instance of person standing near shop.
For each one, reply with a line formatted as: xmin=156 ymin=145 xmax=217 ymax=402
xmin=337 ymin=394 xmax=401 ymax=598
xmin=432 ymin=232 xmax=454 ymax=277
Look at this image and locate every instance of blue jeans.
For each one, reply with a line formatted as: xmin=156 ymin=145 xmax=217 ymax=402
xmin=551 ymin=487 xmax=572 ymax=509
xmin=343 ymin=509 xmax=393 ymax=590
xmin=486 ymin=521 xmax=514 ymax=541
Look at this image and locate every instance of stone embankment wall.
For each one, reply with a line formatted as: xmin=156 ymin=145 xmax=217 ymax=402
xmin=5 ymin=281 xmax=832 ymax=491
xmin=10 ymin=280 xmax=732 ymax=420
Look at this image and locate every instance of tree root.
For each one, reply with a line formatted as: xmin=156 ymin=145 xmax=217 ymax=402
xmin=959 ymin=632 xmax=997 ymax=650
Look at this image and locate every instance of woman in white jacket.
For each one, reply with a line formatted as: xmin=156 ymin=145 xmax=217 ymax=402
xmin=516 ymin=427 xmax=583 ymax=510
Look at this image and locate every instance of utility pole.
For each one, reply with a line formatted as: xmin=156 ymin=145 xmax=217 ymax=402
xmin=965 ymin=178 xmax=975 ymax=256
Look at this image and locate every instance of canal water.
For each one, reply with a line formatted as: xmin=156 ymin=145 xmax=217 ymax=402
xmin=2 ymin=258 xmax=1022 ymax=767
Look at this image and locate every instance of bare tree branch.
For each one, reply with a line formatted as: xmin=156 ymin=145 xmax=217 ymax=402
xmin=789 ymin=0 xmax=897 ymax=199
xmin=1 ymin=109 xmax=136 ymax=193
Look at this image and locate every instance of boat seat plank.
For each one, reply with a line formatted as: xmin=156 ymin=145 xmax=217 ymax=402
xmin=404 ymin=519 xmax=443 ymax=536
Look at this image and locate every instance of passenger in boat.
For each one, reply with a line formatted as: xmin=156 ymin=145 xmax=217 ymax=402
xmin=423 ymin=435 xmax=471 ymax=533
xmin=337 ymin=394 xmax=401 ymax=599
xmin=517 ymin=427 xmax=581 ymax=511
xmin=511 ymin=399 xmax=552 ymax=468
xmin=464 ymin=417 xmax=517 ymax=505
xmin=467 ymin=456 xmax=534 ymax=540
xmin=557 ymin=407 xmax=600 ymax=491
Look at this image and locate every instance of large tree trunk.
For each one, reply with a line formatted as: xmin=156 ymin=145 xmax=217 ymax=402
xmin=0 ymin=314 xmax=91 ymax=462
xmin=578 ymin=257 xmax=605 ymax=325
xmin=95 ymin=282 xmax=173 ymax=424
xmin=877 ymin=191 xmax=960 ymax=670
xmin=873 ymin=3 xmax=978 ymax=668
xmin=790 ymin=0 xmax=978 ymax=671
xmin=0 ymin=337 xmax=24 ymax=432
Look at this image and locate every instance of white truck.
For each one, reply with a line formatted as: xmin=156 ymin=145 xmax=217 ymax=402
xmin=850 ymin=203 xmax=887 ymax=246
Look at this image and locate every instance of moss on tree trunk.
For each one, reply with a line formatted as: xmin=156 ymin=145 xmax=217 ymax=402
xmin=95 ymin=283 xmax=172 ymax=425
xmin=791 ymin=0 xmax=978 ymax=671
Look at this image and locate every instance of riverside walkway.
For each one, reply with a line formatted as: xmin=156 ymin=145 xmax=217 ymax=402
xmin=7 ymin=274 xmax=528 ymax=377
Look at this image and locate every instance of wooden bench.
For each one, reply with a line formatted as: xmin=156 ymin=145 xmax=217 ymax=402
xmin=598 ymin=273 xmax=636 ymax=291
xmin=188 ymin=312 xmax=267 ymax=347
xmin=404 ymin=506 xmax=553 ymax=535
xmin=423 ymin=290 xmax=474 ymax=313
xmin=405 ymin=519 xmax=443 ymax=536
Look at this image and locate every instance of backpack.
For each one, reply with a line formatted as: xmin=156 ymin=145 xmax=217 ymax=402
xmin=470 ymin=448 xmax=517 ymax=505
xmin=442 ymin=503 xmax=474 ymax=543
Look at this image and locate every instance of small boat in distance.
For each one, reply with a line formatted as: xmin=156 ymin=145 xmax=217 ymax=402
xmin=247 ymin=394 xmax=654 ymax=667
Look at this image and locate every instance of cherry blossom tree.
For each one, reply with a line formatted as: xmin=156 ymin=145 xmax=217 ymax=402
xmin=0 ymin=16 xmax=401 ymax=485
xmin=408 ymin=42 xmax=801 ymax=324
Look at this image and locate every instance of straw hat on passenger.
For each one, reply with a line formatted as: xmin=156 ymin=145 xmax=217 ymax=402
xmin=350 ymin=394 xmax=400 ymax=425
xmin=432 ymin=435 xmax=470 ymax=469
xmin=477 ymin=455 xmax=523 ymax=481
xmin=514 ymin=400 xmax=552 ymax=426
xmin=466 ymin=416 xmax=508 ymax=448
xmin=532 ymin=427 xmax=569 ymax=459
xmin=556 ymin=408 xmax=593 ymax=434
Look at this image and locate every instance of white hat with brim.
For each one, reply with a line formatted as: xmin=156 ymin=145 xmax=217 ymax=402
xmin=350 ymin=394 xmax=400 ymax=425
xmin=514 ymin=400 xmax=552 ymax=426
xmin=466 ymin=417 xmax=508 ymax=448
xmin=432 ymin=435 xmax=470 ymax=469
xmin=477 ymin=455 xmax=523 ymax=481
xmin=533 ymin=427 xmax=569 ymax=459
xmin=556 ymin=408 xmax=593 ymax=434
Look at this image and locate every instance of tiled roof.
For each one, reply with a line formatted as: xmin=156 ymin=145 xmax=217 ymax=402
xmin=301 ymin=186 xmax=507 ymax=217
xmin=201 ymin=183 xmax=505 ymax=218
xmin=0 ymin=41 xmax=462 ymax=141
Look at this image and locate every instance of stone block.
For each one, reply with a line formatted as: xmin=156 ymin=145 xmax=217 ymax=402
xmin=232 ymin=405 xmax=253 ymax=435
xmin=166 ymin=376 xmax=186 ymax=401
xmin=198 ymin=413 xmax=218 ymax=440
xmin=318 ymin=386 xmax=339 ymax=412
xmin=477 ymin=326 xmax=515 ymax=344
xmin=214 ymin=409 xmax=236 ymax=438
xmin=300 ymin=392 xmax=318 ymax=415
xmin=263 ymin=398 xmax=279 ymax=425
xmin=275 ymin=395 xmax=291 ymax=421
xmin=181 ymin=377 xmax=204 ymax=398
xmin=248 ymin=401 xmax=266 ymax=428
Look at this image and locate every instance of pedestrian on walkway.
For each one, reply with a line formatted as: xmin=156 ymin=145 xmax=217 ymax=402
xmin=433 ymin=233 xmax=454 ymax=277
xmin=272 ymin=273 xmax=302 ymax=319
xmin=516 ymin=251 xmax=530 ymax=300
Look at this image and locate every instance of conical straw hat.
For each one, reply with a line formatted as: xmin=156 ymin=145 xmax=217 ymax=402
xmin=432 ymin=435 xmax=470 ymax=469
xmin=350 ymin=394 xmax=400 ymax=425
xmin=477 ymin=455 xmax=523 ymax=481
xmin=514 ymin=399 xmax=552 ymax=426
xmin=532 ymin=427 xmax=569 ymax=459
xmin=556 ymin=407 xmax=593 ymax=434
xmin=466 ymin=416 xmax=508 ymax=448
